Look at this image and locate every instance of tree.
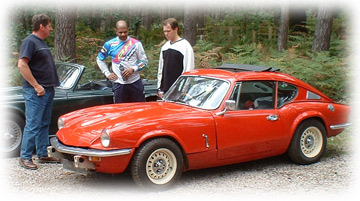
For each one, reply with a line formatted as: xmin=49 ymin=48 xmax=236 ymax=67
xmin=197 ymin=7 xmax=205 ymax=36
xmin=277 ymin=2 xmax=289 ymax=52
xmin=183 ymin=4 xmax=197 ymax=46
xmin=55 ymin=6 xmax=77 ymax=62
xmin=142 ymin=8 xmax=153 ymax=30
xmin=312 ymin=4 xmax=334 ymax=52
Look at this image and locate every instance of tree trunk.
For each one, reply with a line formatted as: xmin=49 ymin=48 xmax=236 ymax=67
xmin=312 ymin=4 xmax=334 ymax=52
xmin=277 ymin=3 xmax=289 ymax=52
xmin=55 ymin=6 xmax=77 ymax=62
xmin=243 ymin=12 xmax=249 ymax=35
xmin=197 ymin=8 xmax=205 ymax=35
xmin=183 ymin=4 xmax=197 ymax=46
xmin=142 ymin=8 xmax=153 ymax=30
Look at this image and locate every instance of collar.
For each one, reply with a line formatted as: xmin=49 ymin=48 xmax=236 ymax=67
xmin=31 ymin=33 xmax=44 ymax=41
xmin=170 ymin=38 xmax=184 ymax=45
xmin=118 ymin=36 xmax=130 ymax=42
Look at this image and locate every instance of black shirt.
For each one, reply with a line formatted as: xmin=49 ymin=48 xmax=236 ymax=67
xmin=161 ymin=48 xmax=184 ymax=92
xmin=19 ymin=34 xmax=59 ymax=88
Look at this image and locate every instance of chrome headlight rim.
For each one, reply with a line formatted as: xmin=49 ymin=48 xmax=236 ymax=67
xmin=101 ymin=129 xmax=111 ymax=148
xmin=58 ymin=117 xmax=65 ymax=130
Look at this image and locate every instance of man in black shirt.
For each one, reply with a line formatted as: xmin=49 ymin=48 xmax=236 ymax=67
xmin=157 ymin=18 xmax=194 ymax=98
xmin=18 ymin=14 xmax=60 ymax=170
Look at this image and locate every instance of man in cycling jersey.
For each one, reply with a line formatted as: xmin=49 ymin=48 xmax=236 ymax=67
xmin=97 ymin=20 xmax=148 ymax=103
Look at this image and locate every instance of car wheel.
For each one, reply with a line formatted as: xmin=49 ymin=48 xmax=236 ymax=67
xmin=287 ymin=119 xmax=327 ymax=165
xmin=131 ymin=138 xmax=183 ymax=190
xmin=2 ymin=114 xmax=24 ymax=157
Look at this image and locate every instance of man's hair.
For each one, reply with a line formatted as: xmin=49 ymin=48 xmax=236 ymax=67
xmin=162 ymin=18 xmax=179 ymax=30
xmin=32 ymin=14 xmax=51 ymax=31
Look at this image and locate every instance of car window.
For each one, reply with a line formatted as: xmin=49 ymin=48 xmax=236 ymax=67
xmin=57 ymin=64 xmax=81 ymax=90
xmin=277 ymin=82 xmax=298 ymax=108
xmin=164 ymin=76 xmax=230 ymax=110
xmin=75 ymin=75 xmax=112 ymax=91
xmin=230 ymin=81 xmax=275 ymax=110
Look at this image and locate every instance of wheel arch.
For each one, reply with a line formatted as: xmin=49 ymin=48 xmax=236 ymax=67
xmin=290 ymin=112 xmax=327 ymax=139
xmin=134 ymin=132 xmax=189 ymax=170
xmin=3 ymin=106 xmax=25 ymax=121
xmin=286 ymin=116 xmax=327 ymax=164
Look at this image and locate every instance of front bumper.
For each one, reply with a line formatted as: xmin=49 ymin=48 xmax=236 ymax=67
xmin=48 ymin=137 xmax=133 ymax=174
xmin=49 ymin=137 xmax=131 ymax=157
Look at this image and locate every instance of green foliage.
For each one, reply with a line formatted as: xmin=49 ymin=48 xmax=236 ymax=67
xmin=136 ymin=25 xmax=164 ymax=48
xmin=277 ymin=52 xmax=349 ymax=102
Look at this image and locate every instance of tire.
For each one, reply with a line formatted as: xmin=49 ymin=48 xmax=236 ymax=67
xmin=131 ymin=138 xmax=183 ymax=190
xmin=287 ymin=119 xmax=327 ymax=165
xmin=2 ymin=113 xmax=24 ymax=157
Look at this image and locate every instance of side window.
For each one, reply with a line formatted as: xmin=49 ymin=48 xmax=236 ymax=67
xmin=229 ymin=83 xmax=241 ymax=108
xmin=234 ymin=81 xmax=275 ymax=110
xmin=277 ymin=82 xmax=298 ymax=108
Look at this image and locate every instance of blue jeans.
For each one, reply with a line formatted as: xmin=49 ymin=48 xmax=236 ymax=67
xmin=21 ymin=87 xmax=55 ymax=160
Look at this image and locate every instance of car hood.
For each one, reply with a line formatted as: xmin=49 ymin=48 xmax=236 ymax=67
xmin=56 ymin=101 xmax=214 ymax=148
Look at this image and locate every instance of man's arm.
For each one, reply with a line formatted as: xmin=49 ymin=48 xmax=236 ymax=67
xmin=17 ymin=58 xmax=45 ymax=96
xmin=96 ymin=58 xmax=118 ymax=81
xmin=133 ymin=42 xmax=148 ymax=72
xmin=183 ymin=41 xmax=195 ymax=73
xmin=157 ymin=48 xmax=164 ymax=90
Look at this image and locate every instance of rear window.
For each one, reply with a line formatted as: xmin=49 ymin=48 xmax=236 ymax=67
xmin=306 ymin=91 xmax=321 ymax=100
xmin=277 ymin=82 xmax=298 ymax=108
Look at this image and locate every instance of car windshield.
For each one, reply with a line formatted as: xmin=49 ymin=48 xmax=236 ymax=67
xmin=164 ymin=76 xmax=230 ymax=110
xmin=56 ymin=64 xmax=81 ymax=89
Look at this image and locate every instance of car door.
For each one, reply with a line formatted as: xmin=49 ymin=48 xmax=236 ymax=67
xmin=215 ymin=81 xmax=284 ymax=160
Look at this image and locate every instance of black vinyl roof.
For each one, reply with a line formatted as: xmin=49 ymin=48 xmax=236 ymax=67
xmin=214 ymin=63 xmax=280 ymax=72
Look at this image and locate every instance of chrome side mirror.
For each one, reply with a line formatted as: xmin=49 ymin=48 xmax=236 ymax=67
xmin=225 ymin=100 xmax=236 ymax=111
xmin=216 ymin=100 xmax=236 ymax=116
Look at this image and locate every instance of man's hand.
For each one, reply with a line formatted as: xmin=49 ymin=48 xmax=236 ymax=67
xmin=157 ymin=90 xmax=164 ymax=99
xmin=34 ymin=84 xmax=45 ymax=96
xmin=107 ymin=73 xmax=118 ymax=81
xmin=121 ymin=68 xmax=135 ymax=80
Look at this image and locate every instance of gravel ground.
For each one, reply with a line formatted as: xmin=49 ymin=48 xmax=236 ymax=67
xmin=2 ymin=132 xmax=358 ymax=201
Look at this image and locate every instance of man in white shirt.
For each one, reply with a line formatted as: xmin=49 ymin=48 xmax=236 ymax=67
xmin=157 ymin=18 xmax=195 ymax=98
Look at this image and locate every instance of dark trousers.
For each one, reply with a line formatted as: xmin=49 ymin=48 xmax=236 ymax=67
xmin=112 ymin=79 xmax=146 ymax=103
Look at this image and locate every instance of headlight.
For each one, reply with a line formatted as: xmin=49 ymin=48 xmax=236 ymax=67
xmin=58 ymin=117 xmax=65 ymax=130
xmin=101 ymin=129 xmax=111 ymax=147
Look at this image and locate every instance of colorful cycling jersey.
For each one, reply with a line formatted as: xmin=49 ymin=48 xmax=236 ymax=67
xmin=97 ymin=36 xmax=148 ymax=84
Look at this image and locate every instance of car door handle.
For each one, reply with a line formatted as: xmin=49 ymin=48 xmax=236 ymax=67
xmin=266 ymin=114 xmax=278 ymax=121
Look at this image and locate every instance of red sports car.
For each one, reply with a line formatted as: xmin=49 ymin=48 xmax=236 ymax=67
xmin=48 ymin=64 xmax=350 ymax=189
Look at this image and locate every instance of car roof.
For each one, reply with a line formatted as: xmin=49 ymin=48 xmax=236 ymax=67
xmin=214 ymin=63 xmax=280 ymax=72
xmin=184 ymin=66 xmax=296 ymax=83
xmin=183 ymin=64 xmax=331 ymax=100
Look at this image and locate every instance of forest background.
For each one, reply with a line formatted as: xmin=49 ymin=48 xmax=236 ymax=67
xmin=7 ymin=1 xmax=351 ymax=102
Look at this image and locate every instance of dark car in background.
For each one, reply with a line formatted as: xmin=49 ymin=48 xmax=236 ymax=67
xmin=1 ymin=62 xmax=157 ymax=156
